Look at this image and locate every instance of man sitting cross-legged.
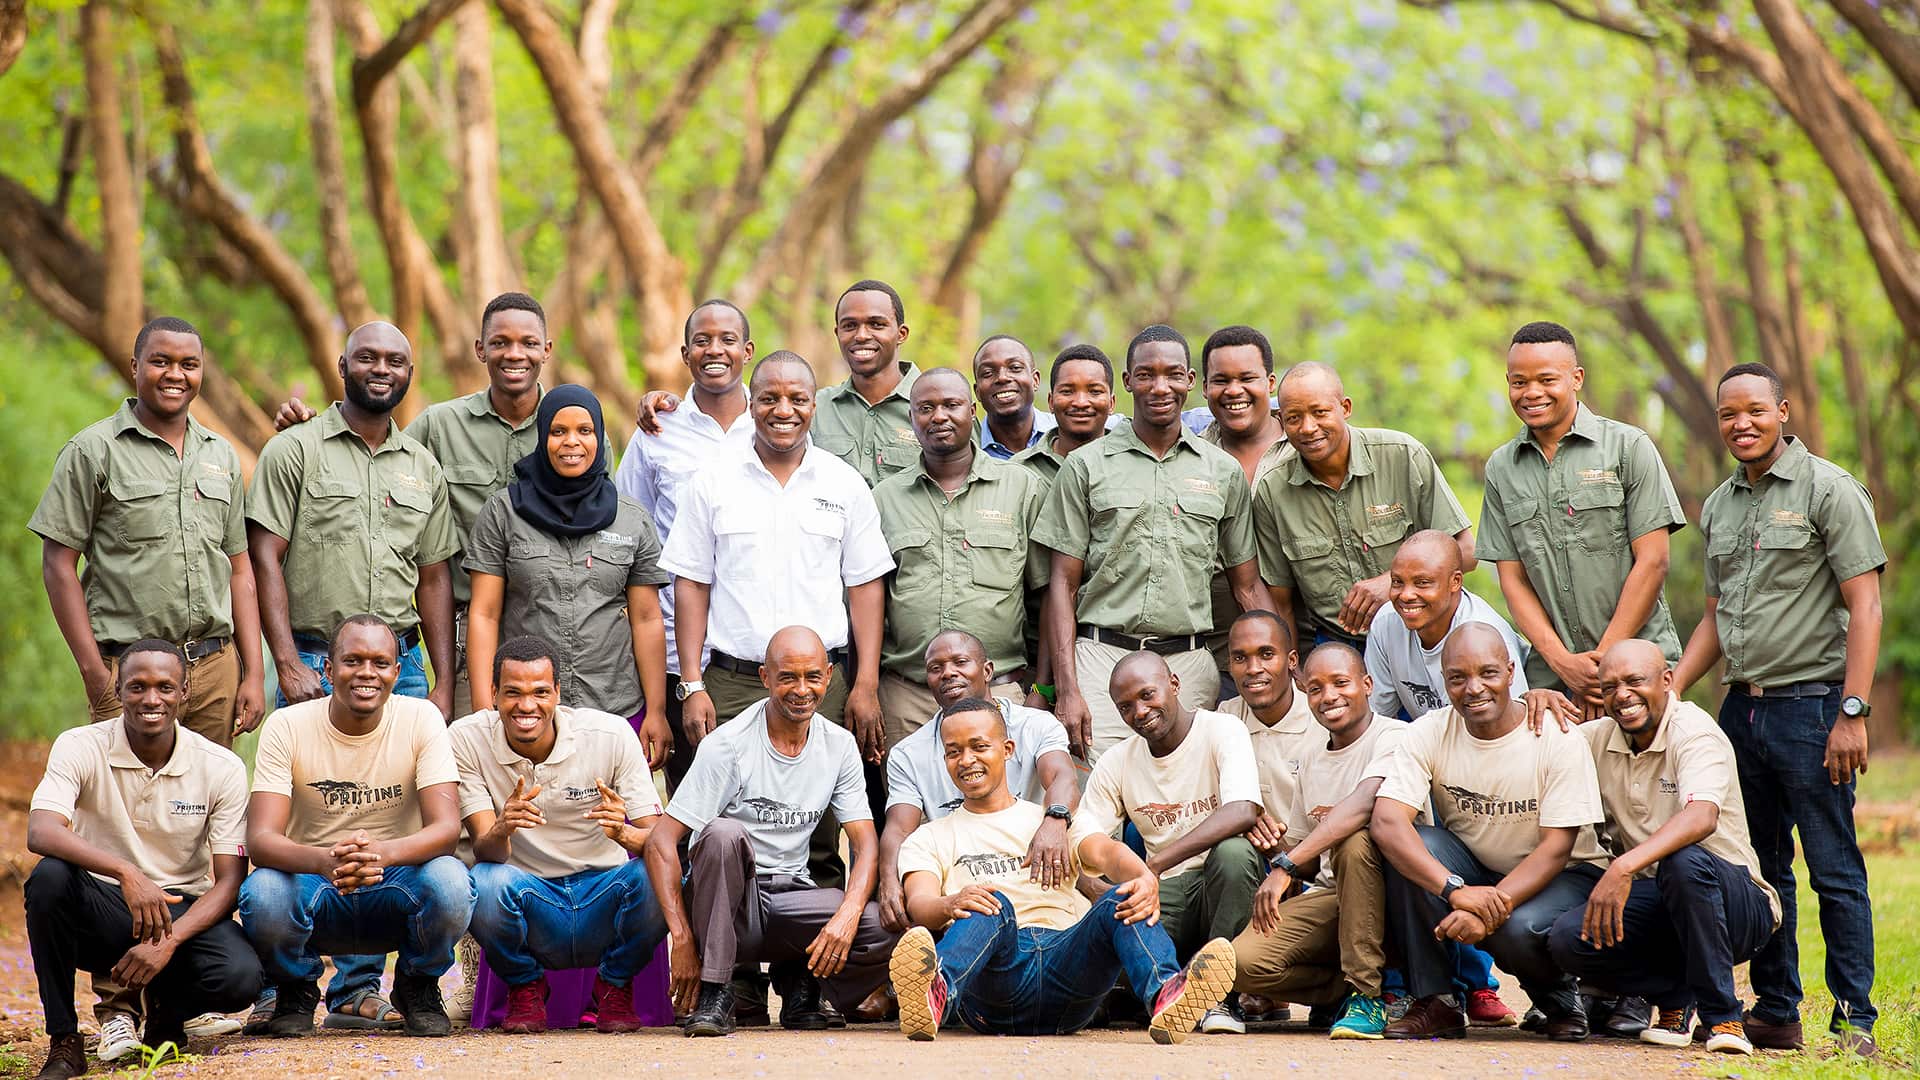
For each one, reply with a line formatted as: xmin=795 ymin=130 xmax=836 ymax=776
xmin=1547 ymin=641 xmax=1780 ymax=1055
xmin=889 ymin=697 xmax=1236 ymax=1043
xmin=1372 ymin=623 xmax=1611 ymax=1042
xmin=239 ymin=615 xmax=474 ymax=1038
xmin=26 ymin=641 xmax=262 ymax=1079
xmin=451 ymin=635 xmax=669 ymax=1034
xmin=642 ymin=625 xmax=895 ymax=1037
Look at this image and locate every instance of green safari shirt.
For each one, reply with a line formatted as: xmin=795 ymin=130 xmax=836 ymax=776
xmin=1032 ymin=422 xmax=1257 ymax=637
xmin=246 ymin=404 xmax=460 ymax=640
xmin=1012 ymin=436 xmax=1069 ymax=491
xmin=404 ymin=388 xmax=541 ymax=605
xmin=873 ymin=451 xmax=1049 ymax=680
xmin=1478 ymin=405 xmax=1686 ymax=687
xmin=1701 ymin=437 xmax=1885 ymax=688
xmin=29 ymin=400 xmax=246 ymax=645
xmin=1201 ymin=417 xmax=1289 ymax=667
xmin=811 ymin=362 xmax=922 ymax=487
xmin=1252 ymin=426 xmax=1471 ymax=638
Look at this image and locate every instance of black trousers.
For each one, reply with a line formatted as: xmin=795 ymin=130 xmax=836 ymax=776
xmin=25 ymin=857 xmax=262 ymax=1041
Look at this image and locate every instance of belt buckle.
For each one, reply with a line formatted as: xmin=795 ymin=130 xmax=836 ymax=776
xmin=183 ymin=638 xmax=202 ymax=660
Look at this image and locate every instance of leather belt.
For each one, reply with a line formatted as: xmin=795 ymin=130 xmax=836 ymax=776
xmin=1730 ymin=681 xmax=1832 ymax=699
xmin=294 ymin=627 xmax=421 ymax=654
xmin=709 ymin=648 xmax=848 ymax=677
xmin=100 ymin=637 xmax=229 ymax=663
xmin=1077 ymin=624 xmax=1207 ymax=656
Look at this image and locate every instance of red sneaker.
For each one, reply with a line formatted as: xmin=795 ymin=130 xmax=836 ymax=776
xmin=1467 ymin=988 xmax=1518 ymax=1027
xmin=594 ymin=976 xmax=644 ymax=1034
xmin=500 ymin=979 xmax=549 ymax=1035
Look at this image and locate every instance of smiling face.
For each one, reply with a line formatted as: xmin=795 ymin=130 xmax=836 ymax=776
xmin=973 ymin=339 xmax=1040 ymax=421
xmin=478 ymin=308 xmax=549 ymax=398
xmin=1111 ymin=655 xmax=1185 ymax=744
xmin=1204 ymin=344 xmax=1275 ymax=436
xmin=834 ymin=290 xmax=907 ymax=379
xmin=1599 ymin=641 xmax=1672 ymax=741
xmin=1277 ymin=368 xmax=1351 ymax=468
xmin=545 ymin=404 xmax=599 ymax=478
xmin=762 ymin=635 xmax=833 ymax=725
xmin=682 ymin=303 xmax=752 ymax=395
xmin=1388 ymin=535 xmax=1463 ymax=638
xmin=750 ymin=360 xmax=816 ymax=455
xmin=1716 ymin=373 xmax=1788 ymax=468
xmin=911 ymin=370 xmax=975 ymax=456
xmin=1301 ymin=647 xmax=1372 ymax=739
xmin=495 ymin=656 xmax=559 ymax=752
xmin=1048 ymin=358 xmax=1114 ymax=441
xmin=1227 ymin=616 xmax=1296 ymax=711
xmin=924 ymin=633 xmax=993 ymax=710
xmin=1123 ymin=342 xmax=1195 ymax=430
xmin=133 ymin=330 xmax=204 ymax=422
xmin=1440 ymin=626 xmax=1513 ymax=727
xmin=940 ymin=706 xmax=1013 ymax=802
xmin=340 ymin=324 xmax=414 ymax=414
xmin=1505 ymin=341 xmax=1583 ymax=436
xmin=117 ymin=650 xmax=187 ymax=741
xmin=326 ymin=622 xmax=401 ymax=720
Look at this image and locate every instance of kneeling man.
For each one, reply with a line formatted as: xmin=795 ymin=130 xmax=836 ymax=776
xmin=452 ymin=635 xmax=668 ymax=1034
xmin=1547 ymin=641 xmax=1779 ymax=1055
xmin=27 ymin=641 xmax=262 ymax=1079
xmin=889 ymin=697 xmax=1235 ymax=1043
xmin=1372 ymin=624 xmax=1610 ymax=1041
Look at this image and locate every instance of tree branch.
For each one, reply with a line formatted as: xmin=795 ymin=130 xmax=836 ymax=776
xmin=350 ymin=0 xmax=467 ymax=105
xmin=1828 ymin=0 xmax=1920 ymax=108
xmin=0 ymin=0 xmax=25 ymax=79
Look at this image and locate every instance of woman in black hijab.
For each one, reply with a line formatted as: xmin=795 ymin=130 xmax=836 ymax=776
xmin=465 ymin=385 xmax=670 ymax=759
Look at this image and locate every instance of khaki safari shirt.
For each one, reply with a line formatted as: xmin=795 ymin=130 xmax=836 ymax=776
xmin=1701 ymin=437 xmax=1885 ymax=688
xmin=404 ymin=388 xmax=541 ymax=605
xmin=811 ymin=362 xmax=922 ymax=488
xmin=1201 ymin=417 xmax=1289 ymax=663
xmin=874 ymin=452 xmax=1049 ymax=680
xmin=1033 ymin=422 xmax=1257 ymax=638
xmin=30 ymin=401 xmax=247 ymax=645
xmin=1012 ymin=436 xmax=1070 ymax=490
xmin=247 ymin=403 xmax=459 ymax=639
xmin=1478 ymin=405 xmax=1686 ymax=687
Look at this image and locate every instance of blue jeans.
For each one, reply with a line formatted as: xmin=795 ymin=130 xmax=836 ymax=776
xmin=469 ymin=860 xmax=666 ymax=988
xmin=278 ymin=638 xmax=430 ymax=706
xmin=1721 ymin=687 xmax=1876 ymax=1033
xmin=934 ymin=887 xmax=1180 ymax=1035
xmin=239 ymin=858 xmax=473 ymax=1003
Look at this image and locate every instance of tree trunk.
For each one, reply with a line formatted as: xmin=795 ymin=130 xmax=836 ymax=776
xmin=83 ymin=1 xmax=142 ymax=366
xmin=452 ymin=0 xmax=511 ymax=319
xmin=1828 ymin=0 xmax=1920 ymax=108
xmin=931 ymin=50 xmax=1053 ymax=317
xmin=0 ymin=0 xmax=25 ymax=78
xmin=1660 ymin=128 xmax=1737 ymax=377
xmin=305 ymin=0 xmax=377 ymax=329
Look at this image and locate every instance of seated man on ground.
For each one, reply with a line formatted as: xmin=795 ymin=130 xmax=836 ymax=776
xmin=1080 ymin=651 xmax=1264 ymax=1031
xmin=877 ymin=630 xmax=1079 ymax=933
xmin=26 ymin=641 xmax=262 ymax=1079
xmin=642 ymin=626 xmax=895 ymax=1037
xmin=1547 ymin=641 xmax=1780 ymax=1056
xmin=889 ymin=697 xmax=1236 ymax=1043
xmin=239 ymin=615 xmax=474 ymax=1038
xmin=1364 ymin=530 xmax=1530 ymax=719
xmin=452 ymin=635 xmax=669 ymax=1034
xmin=1372 ymin=623 xmax=1611 ymax=1042
xmin=1231 ymin=644 xmax=1403 ymax=1041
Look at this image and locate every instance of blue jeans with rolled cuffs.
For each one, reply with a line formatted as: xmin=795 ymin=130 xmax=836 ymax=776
xmin=932 ymin=887 xmax=1182 ymax=1035
xmin=239 ymin=857 xmax=474 ymax=1002
xmin=468 ymin=860 xmax=666 ymax=988
xmin=279 ymin=638 xmax=430 ymax=706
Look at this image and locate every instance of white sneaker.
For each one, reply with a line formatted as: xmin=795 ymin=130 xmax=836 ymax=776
xmin=96 ymin=1012 xmax=141 ymax=1063
xmin=1703 ymin=1021 xmax=1754 ymax=1056
xmin=1197 ymin=1005 xmax=1246 ymax=1034
xmin=183 ymin=1011 xmax=243 ymax=1039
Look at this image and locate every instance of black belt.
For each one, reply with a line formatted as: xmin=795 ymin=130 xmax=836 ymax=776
xmin=709 ymin=648 xmax=848 ymax=677
xmin=1731 ymin=680 xmax=1833 ymax=699
xmin=294 ymin=627 xmax=421 ymax=653
xmin=100 ymin=637 xmax=228 ymax=663
xmin=1077 ymin=624 xmax=1207 ymax=656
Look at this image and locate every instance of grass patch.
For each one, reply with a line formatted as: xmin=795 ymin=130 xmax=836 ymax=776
xmin=0 ymin=1046 xmax=32 ymax=1079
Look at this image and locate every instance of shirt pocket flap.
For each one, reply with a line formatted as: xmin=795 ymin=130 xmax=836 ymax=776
xmin=590 ymin=536 xmax=639 ymax=566
xmin=1706 ymin=531 xmax=1742 ymax=557
xmin=1175 ymin=490 xmax=1225 ymax=521
xmin=305 ymin=475 xmax=363 ymax=500
xmin=888 ymin=525 xmax=935 ymax=555
xmin=964 ymin=523 xmax=1020 ymax=549
xmin=1282 ymin=533 xmax=1335 ymax=560
xmin=1501 ymin=495 xmax=1540 ymax=526
xmin=1758 ymin=523 xmax=1812 ymax=550
xmin=1568 ymin=484 xmax=1625 ymax=511
xmin=443 ymin=462 xmax=495 ymax=487
xmin=508 ymin=537 xmax=553 ymax=561
xmin=386 ymin=482 xmax=433 ymax=513
xmin=1090 ymin=487 xmax=1146 ymax=514
xmin=1363 ymin=512 xmax=1410 ymax=547
xmin=800 ymin=509 xmax=846 ymax=539
xmin=880 ymin=441 xmax=920 ymax=466
xmin=108 ymin=476 xmax=170 ymax=501
xmin=194 ymin=474 xmax=234 ymax=503
xmin=810 ymin=431 xmax=855 ymax=456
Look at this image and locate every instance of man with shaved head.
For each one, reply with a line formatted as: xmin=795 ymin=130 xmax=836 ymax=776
xmin=1546 ymin=641 xmax=1778 ymax=1055
xmin=643 ymin=626 xmax=894 ymax=1037
xmin=1253 ymin=362 xmax=1475 ymax=650
xmin=1365 ymin=530 xmax=1530 ymax=720
xmin=1371 ymin=623 xmax=1610 ymax=1042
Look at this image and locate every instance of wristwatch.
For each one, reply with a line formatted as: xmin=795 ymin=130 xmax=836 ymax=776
xmin=1438 ymin=874 xmax=1466 ymax=902
xmin=674 ymin=680 xmax=707 ymax=701
xmin=1269 ymin=851 xmax=1300 ymax=877
xmin=1044 ymin=804 xmax=1072 ymax=825
xmin=1841 ymin=695 xmax=1872 ymax=719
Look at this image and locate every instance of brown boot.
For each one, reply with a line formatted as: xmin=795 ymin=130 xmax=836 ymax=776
xmin=35 ymin=1034 xmax=87 ymax=1080
xmin=1741 ymin=1010 xmax=1804 ymax=1051
xmin=1384 ymin=996 xmax=1467 ymax=1040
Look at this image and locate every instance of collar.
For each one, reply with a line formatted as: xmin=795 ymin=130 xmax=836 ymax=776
xmin=1603 ymin=694 xmax=1677 ymax=757
xmin=110 ymin=399 xmax=215 ymax=446
xmin=1285 ymin=426 xmax=1374 ymax=488
xmin=106 ymin=719 xmax=190 ymax=776
xmin=491 ymin=706 xmax=577 ymax=766
xmin=1520 ymin=402 xmax=1602 ymax=455
xmin=1199 ymin=410 xmax=1283 ymax=448
xmin=979 ymin=409 xmax=1055 ymax=456
xmin=906 ymin=447 xmax=996 ymax=492
xmin=745 ymin=442 xmax=824 ymax=481
xmin=1233 ymin=691 xmax=1314 ymax=735
xmin=1100 ymin=419 xmax=1203 ymax=460
xmin=1731 ymin=435 xmax=1810 ymax=489
xmin=459 ymin=385 xmax=543 ymax=430
xmin=683 ymin=387 xmax=752 ymax=431
xmin=834 ymin=362 xmax=920 ymax=408
xmin=319 ymin=401 xmax=400 ymax=451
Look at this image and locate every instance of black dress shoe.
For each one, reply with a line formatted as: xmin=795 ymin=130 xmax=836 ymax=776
xmin=684 ymin=981 xmax=737 ymax=1037
xmin=1543 ymin=1007 xmax=1590 ymax=1042
xmin=777 ymin=972 xmax=830 ymax=1030
xmin=34 ymin=1034 xmax=86 ymax=1080
xmin=1601 ymin=996 xmax=1650 ymax=1038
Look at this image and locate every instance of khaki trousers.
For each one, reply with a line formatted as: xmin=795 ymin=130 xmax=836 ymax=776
xmin=1072 ymin=638 xmax=1218 ymax=763
xmin=1231 ymin=829 xmax=1388 ymax=1002
xmin=88 ymin=641 xmax=241 ymax=748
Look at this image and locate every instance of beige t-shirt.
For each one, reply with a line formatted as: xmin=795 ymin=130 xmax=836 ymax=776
xmin=1583 ymin=697 xmax=1782 ymax=927
xmin=1081 ymin=708 xmax=1262 ymax=877
xmin=450 ymin=706 xmax=664 ymax=880
xmin=1218 ymin=692 xmax=1320 ymax=824
xmin=1378 ymin=707 xmax=1610 ymax=874
xmin=897 ymin=800 xmax=1105 ymax=932
xmin=252 ymin=695 xmax=460 ymax=848
xmin=31 ymin=720 xmax=248 ymax=894
xmin=1285 ymin=717 xmax=1406 ymax=889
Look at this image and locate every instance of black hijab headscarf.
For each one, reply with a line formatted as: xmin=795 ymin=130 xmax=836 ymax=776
xmin=508 ymin=384 xmax=620 ymax=538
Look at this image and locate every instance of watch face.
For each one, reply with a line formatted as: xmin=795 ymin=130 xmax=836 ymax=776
xmin=1842 ymin=696 xmax=1864 ymax=716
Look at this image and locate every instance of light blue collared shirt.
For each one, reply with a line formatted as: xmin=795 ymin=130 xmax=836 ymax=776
xmin=978 ymin=409 xmax=1058 ymax=459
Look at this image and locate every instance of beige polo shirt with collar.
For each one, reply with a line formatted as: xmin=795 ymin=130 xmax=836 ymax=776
xmin=1217 ymin=691 xmax=1321 ymax=824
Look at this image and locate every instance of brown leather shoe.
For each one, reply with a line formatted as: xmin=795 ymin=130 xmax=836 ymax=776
xmin=1834 ymin=1027 xmax=1878 ymax=1059
xmin=1742 ymin=1010 xmax=1804 ymax=1051
xmin=1384 ymin=995 xmax=1467 ymax=1040
xmin=1543 ymin=1007 xmax=1590 ymax=1042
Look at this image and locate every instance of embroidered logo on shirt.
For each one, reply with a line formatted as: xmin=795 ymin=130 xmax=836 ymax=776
xmin=1180 ymin=477 xmax=1218 ymax=495
xmin=1578 ymin=469 xmax=1620 ymax=485
xmin=740 ymin=796 xmax=823 ymax=828
xmin=1657 ymin=777 xmax=1679 ymax=796
xmin=1403 ymin=681 xmax=1446 ymax=712
xmin=894 ymin=427 xmax=918 ymax=444
xmin=975 ymin=508 xmax=1014 ymax=526
xmin=168 ymin=799 xmax=208 ymax=816
xmin=1770 ymin=509 xmax=1808 ymax=528
xmin=594 ymin=530 xmax=637 ymax=547
xmin=1366 ymin=502 xmax=1405 ymax=520
xmin=561 ymin=784 xmax=601 ymax=803
xmin=956 ymin=852 xmax=1025 ymax=878
xmin=812 ymin=497 xmax=847 ymax=516
xmin=307 ymin=779 xmax=405 ymax=810
xmin=391 ymin=472 xmax=429 ymax=493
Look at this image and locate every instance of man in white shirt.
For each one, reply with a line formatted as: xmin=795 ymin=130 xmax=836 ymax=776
xmin=889 ymin=698 xmax=1236 ymax=1044
xmin=615 ymin=300 xmax=756 ymax=785
xmin=452 ymin=635 xmax=668 ymax=1035
xmin=641 ymin=627 xmax=894 ymax=1037
xmin=1371 ymin=623 xmax=1609 ymax=1043
xmin=1547 ymin=641 xmax=1780 ymax=1055
xmin=26 ymin=641 xmax=261 ymax=1078
xmin=1366 ymin=530 xmax=1530 ymax=719
xmin=876 ymin=630 xmax=1079 ymax=932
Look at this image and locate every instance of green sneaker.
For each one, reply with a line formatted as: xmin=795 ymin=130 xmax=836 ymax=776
xmin=1329 ymin=993 xmax=1388 ymax=1040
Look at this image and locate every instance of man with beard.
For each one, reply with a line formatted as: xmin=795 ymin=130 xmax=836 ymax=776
xmin=973 ymin=335 xmax=1052 ymax=459
xmin=887 ymin=698 xmax=1237 ymax=1044
xmin=1548 ymin=641 xmax=1779 ymax=1056
xmin=25 ymin=641 xmax=261 ymax=1079
xmin=811 ymin=279 xmax=921 ymax=487
xmin=1035 ymin=326 xmax=1266 ymax=761
xmin=642 ymin=627 xmax=894 ymax=1037
xmin=1366 ymin=530 xmax=1530 ymax=720
xmin=873 ymin=368 xmax=1048 ymax=745
xmin=1371 ymin=624 xmax=1609 ymax=1042
xmin=875 ymin=631 xmax=1078 ymax=933
xmin=1253 ymin=362 xmax=1474 ymax=650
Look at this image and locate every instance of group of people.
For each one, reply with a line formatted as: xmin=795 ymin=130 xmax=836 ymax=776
xmin=21 ymin=278 xmax=1885 ymax=1079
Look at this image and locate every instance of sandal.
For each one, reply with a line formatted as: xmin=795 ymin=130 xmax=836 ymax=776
xmin=322 ymin=987 xmax=406 ymax=1030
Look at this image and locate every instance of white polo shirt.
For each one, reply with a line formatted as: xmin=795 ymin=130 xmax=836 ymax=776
xmin=659 ymin=442 xmax=894 ymax=661
xmin=615 ymin=391 xmax=755 ymax=675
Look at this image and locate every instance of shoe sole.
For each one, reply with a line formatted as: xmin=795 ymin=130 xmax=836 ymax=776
xmin=683 ymin=1022 xmax=734 ymax=1038
xmin=1384 ymin=1026 xmax=1467 ymax=1040
xmin=95 ymin=1042 xmax=141 ymax=1063
xmin=891 ymin=927 xmax=941 ymax=1042
xmin=1149 ymin=938 xmax=1236 ymax=1046
xmin=322 ymin=1014 xmax=405 ymax=1030
xmin=1640 ymin=1028 xmax=1691 ymax=1048
xmin=1469 ymin=1013 xmax=1519 ymax=1027
xmin=1704 ymin=1035 xmax=1754 ymax=1055
xmin=498 ymin=1022 xmax=549 ymax=1035
xmin=183 ymin=1017 xmax=244 ymax=1038
xmin=1328 ymin=1026 xmax=1386 ymax=1040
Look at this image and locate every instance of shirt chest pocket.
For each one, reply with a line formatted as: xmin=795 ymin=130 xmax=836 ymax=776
xmin=712 ymin=506 xmax=761 ymax=563
xmin=1567 ymin=482 xmax=1627 ymax=554
xmin=107 ymin=475 xmax=173 ymax=544
xmin=589 ymin=537 xmax=640 ymax=594
xmin=443 ymin=462 xmax=497 ymax=503
xmin=1090 ymin=486 xmax=1146 ymax=538
xmin=797 ymin=507 xmax=847 ymax=568
xmin=879 ymin=437 xmax=920 ymax=469
xmin=1500 ymin=495 xmax=1548 ymax=559
xmin=810 ymin=431 xmax=856 ymax=462
xmin=1706 ymin=530 xmax=1743 ymax=591
xmin=1174 ymin=489 xmax=1226 ymax=559
xmin=1756 ymin=523 xmax=1819 ymax=593
xmin=964 ymin=523 xmax=1022 ymax=590
xmin=1361 ymin=504 xmax=1411 ymax=550
xmin=301 ymin=474 xmax=364 ymax=544
xmin=1280 ymin=531 xmax=1336 ymax=570
xmin=381 ymin=481 xmax=433 ymax=553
